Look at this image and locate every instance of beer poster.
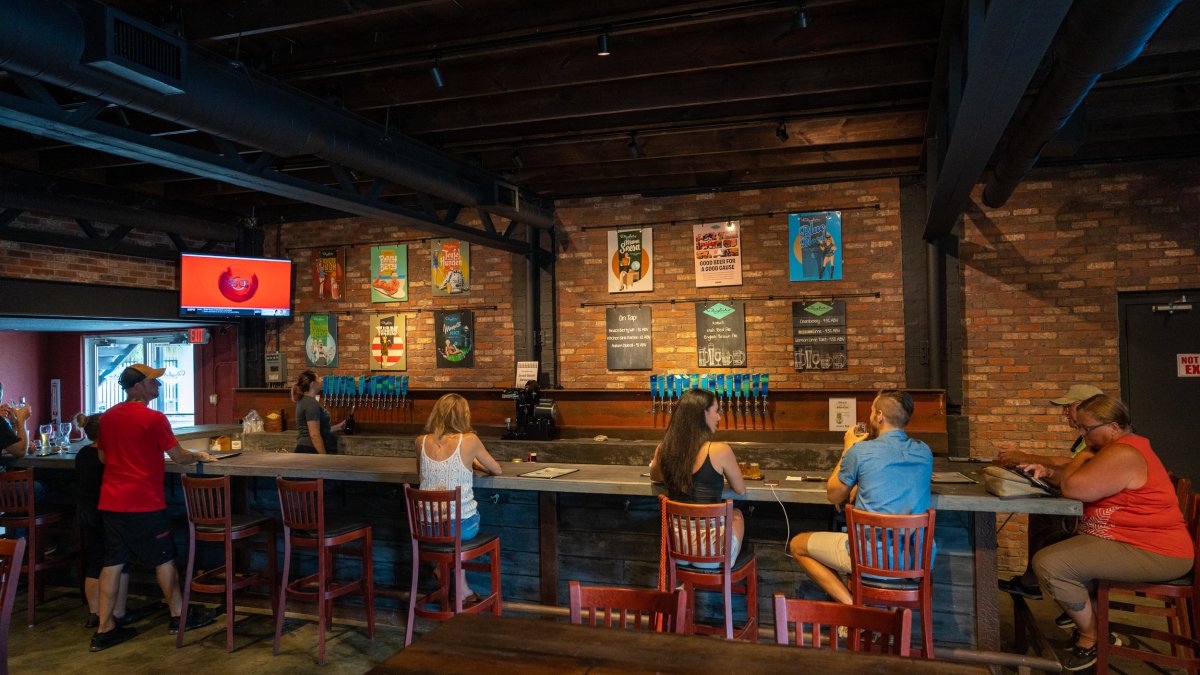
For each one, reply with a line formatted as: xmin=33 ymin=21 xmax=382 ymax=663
xmin=431 ymin=239 xmax=470 ymax=295
xmin=605 ymin=306 xmax=653 ymax=370
xmin=369 ymin=314 xmax=407 ymax=371
xmin=313 ymin=248 xmax=345 ymax=301
xmin=435 ymin=309 xmax=474 ymax=368
xmin=792 ymin=300 xmax=848 ymax=370
xmin=693 ymin=221 xmax=742 ymax=288
xmin=370 ymin=245 xmax=408 ymax=303
xmin=304 ymin=314 xmax=339 ymax=368
xmin=607 ymin=227 xmax=654 ymax=293
xmin=695 ymin=300 xmax=747 ymax=367
xmin=788 ymin=211 xmax=843 ymax=281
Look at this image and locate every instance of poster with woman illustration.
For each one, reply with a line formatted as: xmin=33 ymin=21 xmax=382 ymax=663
xmin=434 ymin=309 xmax=474 ymax=368
xmin=431 ymin=239 xmax=470 ymax=295
xmin=304 ymin=314 xmax=339 ymax=368
xmin=607 ymin=227 xmax=654 ymax=293
xmin=788 ymin=211 xmax=842 ymax=281
xmin=369 ymin=313 xmax=406 ymax=371
xmin=313 ymin=248 xmax=345 ymax=301
xmin=370 ymin=245 xmax=408 ymax=302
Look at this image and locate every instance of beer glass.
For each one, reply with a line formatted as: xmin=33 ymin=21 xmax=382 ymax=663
xmin=38 ymin=423 xmax=54 ymax=454
xmin=58 ymin=422 xmax=73 ymax=451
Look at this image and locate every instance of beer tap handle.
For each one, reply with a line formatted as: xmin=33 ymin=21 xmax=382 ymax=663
xmin=742 ymin=376 xmax=752 ymax=415
xmin=761 ymin=374 xmax=769 ymax=416
xmin=715 ymin=374 xmax=725 ymax=413
xmin=751 ymin=374 xmax=760 ymax=415
xmin=401 ymin=374 xmax=410 ymax=408
xmin=648 ymin=375 xmax=658 ymax=414
xmin=665 ymin=375 xmax=675 ymax=414
xmin=390 ymin=375 xmax=397 ymax=410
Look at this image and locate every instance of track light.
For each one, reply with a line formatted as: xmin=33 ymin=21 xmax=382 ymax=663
xmin=793 ymin=3 xmax=809 ymax=29
xmin=775 ymin=119 xmax=789 ymax=143
xmin=597 ymin=32 xmax=611 ymax=56
xmin=511 ymin=149 xmax=524 ymax=170
xmin=430 ymin=55 xmax=445 ymax=89
xmin=627 ymin=132 xmax=642 ymax=158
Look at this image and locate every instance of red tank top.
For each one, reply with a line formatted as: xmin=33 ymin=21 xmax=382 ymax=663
xmin=1077 ymin=434 xmax=1193 ymax=558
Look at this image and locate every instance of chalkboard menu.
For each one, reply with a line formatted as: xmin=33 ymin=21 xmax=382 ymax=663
xmin=695 ymin=300 xmax=747 ymax=367
xmin=606 ymin=306 xmax=653 ymax=370
xmin=793 ymin=300 xmax=848 ymax=370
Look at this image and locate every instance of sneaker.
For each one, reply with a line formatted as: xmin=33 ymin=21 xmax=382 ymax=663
xmin=998 ymin=577 xmax=1043 ymax=600
xmin=1062 ymin=643 xmax=1096 ymax=671
xmin=168 ymin=607 xmax=216 ymax=634
xmin=1056 ymin=612 xmax=1076 ymax=630
xmin=90 ymin=625 xmax=137 ymax=652
xmin=85 ymin=613 xmax=99 ymax=629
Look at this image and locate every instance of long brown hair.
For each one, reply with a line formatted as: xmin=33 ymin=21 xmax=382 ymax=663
xmin=425 ymin=393 xmax=473 ymax=439
xmin=659 ymin=388 xmax=717 ymax=495
xmin=292 ymin=370 xmax=318 ymax=401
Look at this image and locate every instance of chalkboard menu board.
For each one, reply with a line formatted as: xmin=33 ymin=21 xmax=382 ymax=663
xmin=793 ymin=300 xmax=847 ymax=370
xmin=606 ymin=306 xmax=652 ymax=370
xmin=695 ymin=300 xmax=747 ymax=367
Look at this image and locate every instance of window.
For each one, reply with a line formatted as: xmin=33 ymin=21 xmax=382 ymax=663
xmin=84 ymin=332 xmax=195 ymax=426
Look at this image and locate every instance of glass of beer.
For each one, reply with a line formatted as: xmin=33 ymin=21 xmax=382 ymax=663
xmin=38 ymin=423 xmax=53 ymax=454
xmin=748 ymin=462 xmax=762 ymax=480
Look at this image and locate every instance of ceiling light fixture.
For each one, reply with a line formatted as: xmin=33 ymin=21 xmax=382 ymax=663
xmin=511 ymin=148 xmax=524 ymax=169
xmin=775 ymin=119 xmax=789 ymax=143
xmin=627 ymin=132 xmax=642 ymax=158
xmin=794 ymin=2 xmax=809 ymax=30
xmin=597 ymin=32 xmax=611 ymax=56
xmin=430 ymin=54 xmax=445 ymax=89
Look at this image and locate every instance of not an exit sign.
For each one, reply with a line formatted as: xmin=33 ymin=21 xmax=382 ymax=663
xmin=1179 ymin=354 xmax=1200 ymax=377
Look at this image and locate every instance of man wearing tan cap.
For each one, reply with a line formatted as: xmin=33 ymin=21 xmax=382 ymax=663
xmin=996 ymin=383 xmax=1103 ymax=629
xmin=90 ymin=364 xmax=215 ymax=651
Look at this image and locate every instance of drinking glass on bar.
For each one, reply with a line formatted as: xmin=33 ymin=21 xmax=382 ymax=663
xmin=38 ymin=423 xmax=54 ymax=454
xmin=58 ymin=422 xmax=73 ymax=452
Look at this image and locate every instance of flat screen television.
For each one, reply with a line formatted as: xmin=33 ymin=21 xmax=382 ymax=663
xmin=179 ymin=253 xmax=293 ymax=318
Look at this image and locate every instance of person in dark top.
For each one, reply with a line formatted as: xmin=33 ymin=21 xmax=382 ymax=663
xmin=650 ymin=388 xmax=746 ymax=564
xmin=292 ymin=370 xmax=346 ymax=454
xmin=74 ymin=412 xmax=137 ymax=629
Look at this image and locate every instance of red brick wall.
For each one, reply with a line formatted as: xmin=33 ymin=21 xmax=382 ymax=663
xmin=553 ymin=179 xmax=909 ymax=389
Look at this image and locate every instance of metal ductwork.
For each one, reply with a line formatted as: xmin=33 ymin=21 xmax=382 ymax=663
xmin=0 ymin=0 xmax=554 ymax=229
xmin=982 ymin=0 xmax=1182 ymax=208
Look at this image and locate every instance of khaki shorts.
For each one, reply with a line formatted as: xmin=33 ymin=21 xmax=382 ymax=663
xmin=805 ymin=531 xmax=852 ymax=574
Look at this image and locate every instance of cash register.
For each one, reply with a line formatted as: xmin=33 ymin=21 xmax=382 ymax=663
xmin=501 ymin=380 xmax=559 ymax=440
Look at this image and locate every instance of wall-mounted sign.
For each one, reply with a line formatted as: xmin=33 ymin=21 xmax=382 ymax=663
xmin=793 ymin=300 xmax=847 ymax=371
xmin=696 ymin=300 xmax=746 ymax=368
xmin=187 ymin=328 xmax=210 ymax=344
xmin=1180 ymin=354 xmax=1200 ymax=377
xmin=607 ymin=228 xmax=654 ymax=293
xmin=432 ymin=239 xmax=470 ymax=295
xmin=435 ymin=309 xmax=474 ymax=368
xmin=304 ymin=314 xmax=339 ymax=367
xmin=693 ymin=221 xmax=742 ymax=288
xmin=370 ymin=244 xmax=408 ymax=302
xmin=369 ymin=314 xmax=406 ymax=371
xmin=606 ymin=307 xmax=652 ymax=370
xmin=314 ymin=248 xmax=345 ymax=300
xmin=788 ymin=211 xmax=842 ymax=281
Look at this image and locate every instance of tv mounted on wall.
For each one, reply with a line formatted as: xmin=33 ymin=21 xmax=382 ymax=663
xmin=179 ymin=253 xmax=293 ymax=318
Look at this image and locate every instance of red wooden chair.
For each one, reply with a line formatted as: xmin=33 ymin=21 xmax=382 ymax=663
xmin=274 ymin=477 xmax=374 ymax=665
xmin=773 ymin=594 xmax=912 ymax=655
xmin=0 ymin=468 xmax=77 ymax=627
xmin=178 ymin=475 xmax=277 ymax=651
xmin=568 ymin=581 xmax=687 ymax=633
xmin=660 ymin=497 xmax=757 ymax=641
xmin=0 ymin=538 xmax=26 ymax=675
xmin=846 ymin=507 xmax=936 ymax=658
xmin=403 ymin=485 xmax=501 ymax=646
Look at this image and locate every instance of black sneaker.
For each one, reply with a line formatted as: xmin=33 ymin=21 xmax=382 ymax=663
xmin=998 ymin=576 xmax=1044 ymax=600
xmin=1062 ymin=643 xmax=1096 ymax=671
xmin=114 ymin=605 xmax=151 ymax=627
xmin=85 ymin=613 xmax=99 ymax=629
xmin=90 ymin=625 xmax=137 ymax=652
xmin=168 ymin=607 xmax=216 ymax=634
xmin=1056 ymin=612 xmax=1076 ymax=630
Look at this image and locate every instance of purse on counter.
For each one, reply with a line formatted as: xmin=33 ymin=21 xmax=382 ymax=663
xmin=983 ymin=466 xmax=1058 ymax=499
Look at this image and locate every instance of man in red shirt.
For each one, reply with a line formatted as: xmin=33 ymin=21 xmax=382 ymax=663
xmin=90 ymin=364 xmax=214 ymax=652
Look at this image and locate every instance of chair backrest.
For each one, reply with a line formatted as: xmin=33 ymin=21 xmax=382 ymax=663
xmin=181 ymin=475 xmax=232 ymax=528
xmin=0 ymin=469 xmax=35 ymax=518
xmin=275 ymin=477 xmax=324 ymax=533
xmin=568 ymin=581 xmax=687 ymax=634
xmin=662 ymin=498 xmax=734 ymax=568
xmin=403 ymin=485 xmax=464 ymax=545
xmin=846 ymin=507 xmax=936 ymax=584
xmin=773 ymin=594 xmax=912 ymax=656
xmin=1169 ymin=473 xmax=1192 ymax=517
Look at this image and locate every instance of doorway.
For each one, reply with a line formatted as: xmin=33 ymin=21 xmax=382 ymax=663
xmin=84 ymin=333 xmax=196 ymax=426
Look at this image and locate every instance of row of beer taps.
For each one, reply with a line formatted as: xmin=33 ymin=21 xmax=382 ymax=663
xmin=323 ymin=374 xmax=411 ymax=409
xmin=649 ymin=373 xmax=769 ymax=416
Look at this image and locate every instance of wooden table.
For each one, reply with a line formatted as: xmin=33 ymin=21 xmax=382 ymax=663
xmin=368 ymin=613 xmax=988 ymax=674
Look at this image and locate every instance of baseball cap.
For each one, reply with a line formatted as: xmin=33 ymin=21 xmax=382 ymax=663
xmin=1050 ymin=384 xmax=1103 ymax=406
xmin=119 ymin=364 xmax=166 ymax=389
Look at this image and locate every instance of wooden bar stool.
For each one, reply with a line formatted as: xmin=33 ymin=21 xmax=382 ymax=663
xmin=846 ymin=507 xmax=936 ymax=658
xmin=569 ymin=581 xmax=687 ymax=633
xmin=403 ymin=485 xmax=502 ymax=646
xmin=0 ymin=468 xmax=77 ymax=627
xmin=773 ymin=594 xmax=912 ymax=655
xmin=0 ymin=538 xmax=26 ymax=675
xmin=177 ymin=475 xmax=277 ymax=651
xmin=660 ymin=497 xmax=758 ymax=641
xmin=275 ymin=477 xmax=374 ymax=665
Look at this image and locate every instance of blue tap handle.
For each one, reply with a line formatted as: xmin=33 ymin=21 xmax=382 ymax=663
xmin=666 ymin=374 xmax=675 ymax=401
xmin=690 ymin=374 xmax=700 ymax=391
xmin=732 ymin=374 xmax=742 ymax=399
xmin=752 ymin=374 xmax=760 ymax=399
xmin=761 ymin=373 xmax=769 ymax=397
xmin=650 ymin=374 xmax=658 ymax=397
xmin=716 ymin=374 xmax=725 ymax=399
xmin=676 ymin=375 xmax=685 ymax=400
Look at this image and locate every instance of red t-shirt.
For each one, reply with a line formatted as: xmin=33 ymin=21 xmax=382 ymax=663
xmin=98 ymin=401 xmax=178 ymax=512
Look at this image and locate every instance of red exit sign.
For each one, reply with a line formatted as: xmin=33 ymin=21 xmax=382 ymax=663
xmin=188 ymin=328 xmax=210 ymax=344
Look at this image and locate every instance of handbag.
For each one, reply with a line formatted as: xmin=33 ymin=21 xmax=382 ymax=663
xmin=983 ymin=466 xmax=1057 ymax=499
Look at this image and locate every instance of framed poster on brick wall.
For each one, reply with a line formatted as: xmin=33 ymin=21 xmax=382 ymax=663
xmin=431 ymin=239 xmax=470 ymax=295
xmin=313 ymin=248 xmax=345 ymax=301
xmin=788 ymin=211 xmax=842 ymax=281
xmin=793 ymin=300 xmax=847 ymax=370
xmin=693 ymin=221 xmax=742 ymax=288
xmin=435 ymin=309 xmax=474 ymax=368
xmin=607 ymin=228 xmax=654 ymax=293
xmin=304 ymin=314 xmax=339 ymax=368
xmin=370 ymin=244 xmax=408 ymax=302
xmin=369 ymin=313 xmax=406 ymax=371
xmin=696 ymin=300 xmax=747 ymax=367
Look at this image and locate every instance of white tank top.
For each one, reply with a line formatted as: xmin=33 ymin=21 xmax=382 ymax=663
xmin=419 ymin=434 xmax=477 ymax=520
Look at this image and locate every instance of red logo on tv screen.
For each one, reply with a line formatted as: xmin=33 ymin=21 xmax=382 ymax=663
xmin=218 ymin=266 xmax=260 ymax=302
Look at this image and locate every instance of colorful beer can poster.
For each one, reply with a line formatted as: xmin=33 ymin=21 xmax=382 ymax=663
xmin=788 ymin=211 xmax=842 ymax=281
xmin=370 ymin=245 xmax=408 ymax=302
xmin=314 ymin=248 xmax=345 ymax=301
xmin=435 ymin=309 xmax=474 ymax=368
xmin=431 ymin=239 xmax=470 ymax=295
xmin=605 ymin=306 xmax=653 ymax=370
xmin=695 ymin=300 xmax=747 ymax=367
xmin=304 ymin=314 xmax=339 ymax=368
xmin=693 ymin=221 xmax=742 ymax=288
xmin=369 ymin=314 xmax=406 ymax=371
xmin=607 ymin=227 xmax=654 ymax=293
xmin=792 ymin=300 xmax=848 ymax=370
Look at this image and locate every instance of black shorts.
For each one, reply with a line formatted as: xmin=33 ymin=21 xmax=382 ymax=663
xmin=101 ymin=509 xmax=177 ymax=568
xmin=294 ymin=444 xmax=318 ymax=454
xmin=78 ymin=506 xmax=106 ymax=578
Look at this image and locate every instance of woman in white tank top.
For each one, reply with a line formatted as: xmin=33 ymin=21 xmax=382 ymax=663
xmin=417 ymin=394 xmax=502 ymax=599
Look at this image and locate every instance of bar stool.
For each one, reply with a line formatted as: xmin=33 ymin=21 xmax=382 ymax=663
xmin=177 ymin=475 xmax=277 ymax=651
xmin=0 ymin=538 xmax=26 ymax=675
xmin=0 ymin=468 xmax=77 ymax=627
xmin=403 ymin=485 xmax=502 ymax=646
xmin=275 ymin=477 xmax=374 ymax=665
xmin=846 ymin=507 xmax=936 ymax=658
xmin=660 ymin=497 xmax=758 ymax=640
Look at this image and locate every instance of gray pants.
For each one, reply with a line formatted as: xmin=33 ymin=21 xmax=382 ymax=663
xmin=1032 ymin=534 xmax=1194 ymax=611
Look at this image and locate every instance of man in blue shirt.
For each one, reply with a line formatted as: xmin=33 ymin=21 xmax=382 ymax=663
xmin=789 ymin=389 xmax=933 ymax=604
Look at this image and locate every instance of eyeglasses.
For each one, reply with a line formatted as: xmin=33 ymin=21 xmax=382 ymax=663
xmin=1078 ymin=421 xmax=1109 ymax=434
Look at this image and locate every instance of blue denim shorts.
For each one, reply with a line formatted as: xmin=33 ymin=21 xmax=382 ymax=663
xmin=451 ymin=513 xmax=480 ymax=541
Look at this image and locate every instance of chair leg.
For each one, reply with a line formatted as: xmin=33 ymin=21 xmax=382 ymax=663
xmin=266 ymin=527 xmax=278 ymax=631
xmin=176 ymin=533 xmax=197 ymax=648
xmin=26 ymin=524 xmax=36 ymax=627
xmin=317 ymin=544 xmax=328 ymax=666
xmin=225 ymin=539 xmax=236 ymax=653
xmin=273 ymin=537 xmax=291 ymax=657
xmin=1096 ymin=585 xmax=1111 ymax=675
xmin=490 ymin=543 xmax=502 ymax=617
xmin=363 ymin=530 xmax=375 ymax=639
xmin=405 ymin=544 xmax=420 ymax=646
xmin=922 ymin=598 xmax=934 ymax=658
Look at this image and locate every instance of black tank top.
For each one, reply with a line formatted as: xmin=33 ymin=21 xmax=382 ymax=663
xmin=669 ymin=448 xmax=725 ymax=504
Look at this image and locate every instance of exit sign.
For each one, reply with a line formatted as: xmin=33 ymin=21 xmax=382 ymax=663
xmin=188 ymin=328 xmax=210 ymax=344
xmin=1179 ymin=354 xmax=1200 ymax=377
